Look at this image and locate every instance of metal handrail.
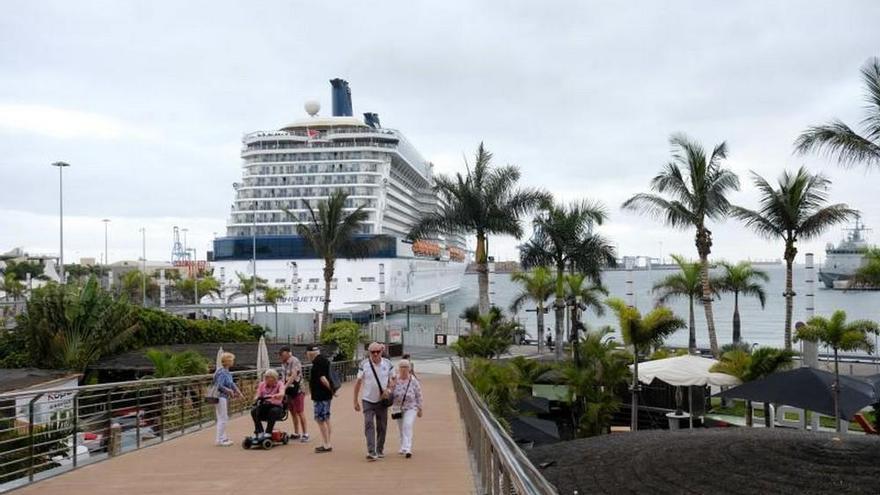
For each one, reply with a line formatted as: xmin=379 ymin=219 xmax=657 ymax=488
xmin=0 ymin=360 xmax=357 ymax=492
xmin=450 ymin=359 xmax=557 ymax=495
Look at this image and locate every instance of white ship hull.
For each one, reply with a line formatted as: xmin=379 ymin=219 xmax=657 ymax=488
xmin=211 ymin=257 xmax=466 ymax=315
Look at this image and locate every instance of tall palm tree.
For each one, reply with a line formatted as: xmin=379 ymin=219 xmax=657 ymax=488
xmin=652 ymin=254 xmax=702 ymax=353
xmin=715 ymin=261 xmax=769 ymax=345
xmin=794 ymin=57 xmax=880 ymax=170
xmin=290 ymin=190 xmax=373 ymax=325
xmin=622 ymin=134 xmax=739 ymax=357
xmin=509 ymin=267 xmax=555 ymax=354
xmin=520 ymin=199 xmax=616 ymax=360
xmin=606 ymin=297 xmax=685 ymax=431
xmin=563 ymin=272 xmax=608 ymax=365
xmin=730 ymin=167 xmax=856 ymax=350
xmin=410 ymin=143 xmax=549 ymax=315
xmin=795 ymin=310 xmax=879 ymax=431
xmin=262 ymin=286 xmax=286 ymax=341
xmin=711 ymin=346 xmax=795 ymax=427
xmin=231 ymin=272 xmax=268 ymax=321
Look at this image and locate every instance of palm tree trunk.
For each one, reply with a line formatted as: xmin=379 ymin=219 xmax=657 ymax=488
xmin=697 ymin=248 xmax=719 ymax=357
xmin=688 ymin=295 xmax=696 ymax=353
xmin=322 ymin=261 xmax=333 ymax=327
xmin=536 ymin=302 xmax=545 ymax=354
xmin=732 ymin=291 xmax=741 ymax=344
xmin=783 ymin=254 xmax=795 ymax=351
xmin=554 ymin=264 xmax=565 ymax=360
xmin=475 ymin=232 xmax=490 ymax=315
xmin=833 ymin=347 xmax=842 ymax=433
xmin=631 ymin=355 xmax=640 ymax=431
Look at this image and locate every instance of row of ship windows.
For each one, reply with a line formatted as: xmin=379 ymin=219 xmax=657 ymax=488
xmin=244 ymin=161 xmax=382 ymax=173
xmin=228 ymin=225 xmax=374 ymax=236
xmin=237 ymin=186 xmax=377 ymax=198
xmin=241 ymin=175 xmax=380 ymax=187
xmin=273 ymin=276 xmax=377 ymax=284
xmin=231 ymin=211 xmax=377 ymax=223
xmin=244 ymin=145 xmax=394 ymax=159
xmin=234 ymin=198 xmax=377 ymax=210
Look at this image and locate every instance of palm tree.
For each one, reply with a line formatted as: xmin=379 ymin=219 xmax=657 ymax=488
xmin=22 ymin=276 xmax=139 ymax=372
xmin=144 ymin=349 xmax=209 ymax=378
xmin=730 ymin=167 xmax=856 ymax=350
xmin=711 ymin=346 xmax=795 ymax=427
xmin=606 ymin=297 xmax=685 ymax=431
xmin=175 ymin=276 xmax=221 ymax=304
xmin=652 ymin=254 xmax=702 ymax=353
xmin=715 ymin=261 xmax=769 ymax=345
xmin=231 ymin=272 xmax=268 ymax=321
xmin=794 ymin=57 xmax=880 ymax=170
xmin=622 ymin=134 xmax=739 ymax=357
xmin=564 ymin=272 xmax=608 ymax=366
xmin=509 ymin=267 xmax=555 ymax=354
xmin=849 ymin=248 xmax=880 ymax=289
xmin=0 ymin=272 xmax=25 ymax=301
xmin=520 ymin=199 xmax=616 ymax=360
xmin=410 ymin=143 xmax=549 ymax=315
xmin=795 ymin=310 xmax=879 ymax=431
xmin=291 ymin=190 xmax=374 ymax=326
xmin=262 ymin=286 xmax=286 ymax=341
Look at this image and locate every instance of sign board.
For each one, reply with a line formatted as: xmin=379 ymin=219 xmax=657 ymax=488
xmin=434 ymin=334 xmax=447 ymax=346
xmin=15 ymin=377 xmax=80 ymax=425
xmin=388 ymin=329 xmax=402 ymax=344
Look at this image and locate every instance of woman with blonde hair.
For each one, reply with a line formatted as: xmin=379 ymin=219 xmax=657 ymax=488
xmin=391 ymin=359 xmax=422 ymax=458
xmin=212 ymin=352 xmax=242 ymax=446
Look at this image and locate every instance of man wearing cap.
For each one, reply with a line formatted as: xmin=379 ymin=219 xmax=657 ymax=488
xmin=353 ymin=342 xmax=395 ymax=461
xmin=306 ymin=345 xmax=334 ymax=453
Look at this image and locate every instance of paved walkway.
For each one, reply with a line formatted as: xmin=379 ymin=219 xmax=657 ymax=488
xmin=16 ymin=374 xmax=475 ymax=495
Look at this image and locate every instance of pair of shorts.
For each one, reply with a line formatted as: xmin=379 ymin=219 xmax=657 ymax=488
xmin=287 ymin=393 xmax=304 ymax=414
xmin=313 ymin=400 xmax=331 ymax=422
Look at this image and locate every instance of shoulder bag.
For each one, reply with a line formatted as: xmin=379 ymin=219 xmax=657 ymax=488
xmin=368 ymin=359 xmax=394 ymax=408
xmin=391 ymin=378 xmax=411 ymax=420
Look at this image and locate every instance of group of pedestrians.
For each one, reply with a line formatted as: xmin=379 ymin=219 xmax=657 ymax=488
xmin=211 ymin=342 xmax=423 ymax=460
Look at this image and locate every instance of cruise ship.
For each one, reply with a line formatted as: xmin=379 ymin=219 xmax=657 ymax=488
xmin=210 ymin=79 xmax=468 ymax=316
xmin=818 ymin=217 xmax=873 ymax=289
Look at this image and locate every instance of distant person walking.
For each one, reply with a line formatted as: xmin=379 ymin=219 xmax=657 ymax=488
xmin=354 ymin=342 xmax=395 ymax=461
xmin=212 ymin=352 xmax=242 ymax=447
xmin=279 ymin=346 xmax=308 ymax=442
xmin=391 ymin=359 xmax=423 ymax=458
xmin=307 ymin=345 xmax=335 ymax=453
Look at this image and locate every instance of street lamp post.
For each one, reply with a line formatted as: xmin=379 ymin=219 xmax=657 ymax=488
xmin=139 ymin=227 xmax=147 ymax=307
xmin=102 ymin=219 xmax=111 ymax=266
xmin=52 ymin=162 xmax=70 ymax=283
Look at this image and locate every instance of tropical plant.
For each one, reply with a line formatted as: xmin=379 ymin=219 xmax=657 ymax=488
xmin=730 ymin=167 xmax=856 ymax=350
xmin=711 ymin=346 xmax=796 ymax=427
xmin=509 ymin=267 xmax=555 ymax=354
xmin=289 ymin=190 xmax=373 ymax=326
xmin=507 ymin=355 xmax=555 ymax=390
xmin=606 ymin=297 xmax=686 ymax=430
xmin=464 ymin=358 xmax=522 ymax=428
xmin=230 ymin=272 xmax=268 ymax=320
xmin=622 ymin=134 xmax=739 ymax=357
xmin=561 ymin=327 xmax=631 ymax=437
xmin=64 ymin=263 xmax=109 ymax=283
xmin=520 ymin=199 xmax=616 ymax=359
xmin=261 ymin=286 xmax=286 ymax=341
xmin=144 ymin=349 xmax=210 ymax=378
xmin=175 ymin=276 xmax=222 ymax=304
xmin=133 ymin=308 xmax=264 ymax=348
xmin=119 ymin=269 xmax=160 ymax=305
xmin=0 ymin=272 xmax=25 ymax=301
xmin=0 ymin=259 xmax=47 ymax=281
xmin=320 ymin=320 xmax=364 ymax=360
xmin=564 ymin=272 xmax=608 ymax=366
xmin=652 ymin=254 xmax=703 ymax=353
xmin=715 ymin=261 xmax=769 ymax=345
xmin=452 ymin=309 xmax=517 ymax=359
xmin=21 ymin=277 xmax=140 ymax=371
xmin=794 ymin=57 xmax=880 ymax=170
xmin=849 ymin=248 xmax=880 ymax=289
xmin=410 ymin=143 xmax=550 ymax=315
xmin=795 ymin=310 xmax=879 ymax=430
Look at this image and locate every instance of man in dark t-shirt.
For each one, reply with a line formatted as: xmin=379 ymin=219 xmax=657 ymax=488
xmin=307 ymin=345 xmax=334 ymax=453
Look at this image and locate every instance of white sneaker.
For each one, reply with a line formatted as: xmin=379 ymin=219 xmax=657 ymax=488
xmin=300 ymin=433 xmax=310 ymax=443
xmin=217 ymin=440 xmax=234 ymax=447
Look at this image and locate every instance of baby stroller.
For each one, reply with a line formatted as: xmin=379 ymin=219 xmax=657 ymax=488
xmin=242 ymin=396 xmax=290 ymax=450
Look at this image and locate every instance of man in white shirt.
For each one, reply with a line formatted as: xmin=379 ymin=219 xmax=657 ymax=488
xmin=353 ymin=341 xmax=395 ymax=461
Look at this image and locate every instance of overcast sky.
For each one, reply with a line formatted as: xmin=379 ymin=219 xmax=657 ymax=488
xmin=1 ymin=1 xmax=879 ymax=265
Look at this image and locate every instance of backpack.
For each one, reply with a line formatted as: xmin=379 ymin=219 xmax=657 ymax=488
xmin=329 ymin=368 xmax=342 ymax=393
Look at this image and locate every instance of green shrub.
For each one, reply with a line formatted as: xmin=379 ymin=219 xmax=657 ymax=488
xmin=0 ymin=330 xmax=30 ymax=368
xmin=320 ymin=321 xmax=364 ymax=360
xmin=132 ymin=308 xmax=265 ymax=348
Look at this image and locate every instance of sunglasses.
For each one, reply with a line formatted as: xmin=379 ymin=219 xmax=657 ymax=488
xmin=370 ymin=350 xmax=382 ymax=354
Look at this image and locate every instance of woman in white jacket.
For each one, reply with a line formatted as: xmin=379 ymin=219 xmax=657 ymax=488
xmin=390 ymin=359 xmax=422 ymax=458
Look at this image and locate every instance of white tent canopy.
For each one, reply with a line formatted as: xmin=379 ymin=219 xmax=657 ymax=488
xmin=256 ymin=337 xmax=270 ymax=376
xmin=631 ymin=355 xmax=741 ymax=387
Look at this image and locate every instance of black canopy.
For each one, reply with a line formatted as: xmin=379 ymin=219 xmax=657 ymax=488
xmin=716 ymin=367 xmax=879 ymax=419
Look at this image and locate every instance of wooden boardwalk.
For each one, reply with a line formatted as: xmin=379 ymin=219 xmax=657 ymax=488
xmin=16 ymin=374 xmax=475 ymax=494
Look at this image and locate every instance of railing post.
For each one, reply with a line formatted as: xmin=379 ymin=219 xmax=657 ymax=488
xmin=179 ymin=386 xmax=185 ymax=435
xmin=72 ymin=394 xmax=79 ymax=469
xmin=160 ymin=387 xmax=166 ymax=442
xmin=136 ymin=387 xmax=142 ymax=449
xmin=198 ymin=382 xmax=204 ymax=429
xmin=27 ymin=397 xmax=36 ymax=482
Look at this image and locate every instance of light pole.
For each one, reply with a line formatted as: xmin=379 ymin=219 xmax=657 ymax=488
xmin=52 ymin=162 xmax=70 ymax=283
xmin=102 ymin=219 xmax=111 ymax=266
xmin=139 ymin=227 xmax=147 ymax=307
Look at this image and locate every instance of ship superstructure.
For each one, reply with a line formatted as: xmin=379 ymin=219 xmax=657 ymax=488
xmin=211 ymin=79 xmax=467 ymax=315
xmin=818 ymin=217 xmax=873 ymax=289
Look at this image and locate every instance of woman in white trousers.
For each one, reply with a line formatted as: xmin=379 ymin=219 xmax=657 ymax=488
xmin=391 ymin=359 xmax=423 ymax=458
xmin=213 ymin=352 xmax=243 ymax=446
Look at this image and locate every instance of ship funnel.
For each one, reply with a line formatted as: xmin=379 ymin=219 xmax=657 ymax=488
xmin=330 ymin=78 xmax=353 ymax=117
xmin=364 ymin=112 xmax=381 ymax=128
